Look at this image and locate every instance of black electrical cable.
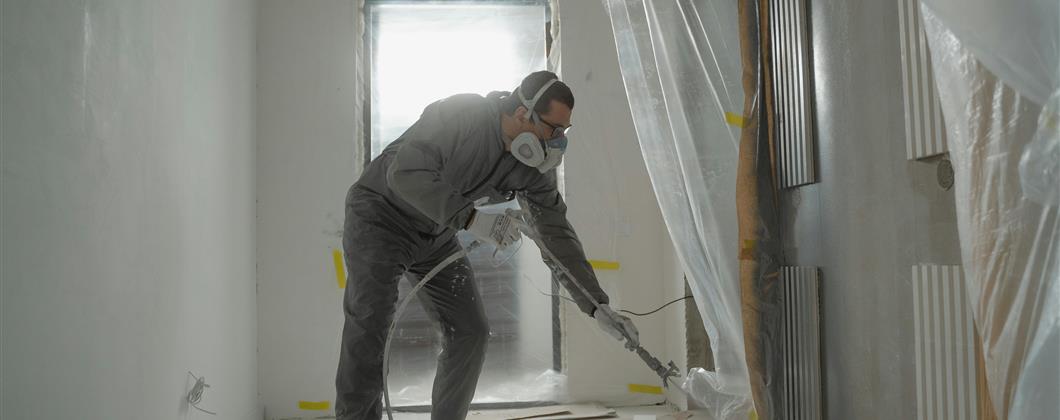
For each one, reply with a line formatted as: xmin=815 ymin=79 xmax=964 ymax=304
xmin=618 ymin=295 xmax=694 ymax=316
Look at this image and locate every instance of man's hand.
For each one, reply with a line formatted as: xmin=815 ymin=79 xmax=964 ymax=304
xmin=593 ymin=304 xmax=640 ymax=350
xmin=466 ymin=210 xmax=523 ymax=249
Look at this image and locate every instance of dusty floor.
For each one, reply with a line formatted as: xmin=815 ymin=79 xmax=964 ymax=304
xmin=390 ymin=404 xmax=703 ymax=420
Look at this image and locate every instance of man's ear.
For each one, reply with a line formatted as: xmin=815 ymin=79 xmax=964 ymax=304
xmin=514 ymin=106 xmax=529 ymax=121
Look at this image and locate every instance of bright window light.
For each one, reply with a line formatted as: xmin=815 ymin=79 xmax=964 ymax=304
xmin=368 ymin=2 xmax=560 ymax=406
xmin=371 ymin=4 xmax=547 ymax=156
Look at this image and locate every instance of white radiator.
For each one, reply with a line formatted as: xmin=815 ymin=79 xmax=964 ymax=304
xmin=897 ymin=0 xmax=948 ymax=160
xmin=912 ymin=264 xmax=978 ymax=420
xmin=780 ymin=266 xmax=822 ymax=419
xmin=769 ymin=0 xmax=817 ymax=188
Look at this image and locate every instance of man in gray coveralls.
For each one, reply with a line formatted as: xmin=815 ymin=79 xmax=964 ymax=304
xmin=336 ymin=71 xmax=640 ymax=420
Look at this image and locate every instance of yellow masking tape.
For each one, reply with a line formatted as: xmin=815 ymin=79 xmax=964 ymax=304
xmin=333 ymin=249 xmax=346 ymax=289
xmin=298 ymin=400 xmax=331 ymax=411
xmin=739 ymin=239 xmax=757 ymax=260
xmin=589 ymin=260 xmax=621 ymax=271
xmin=749 ymin=409 xmax=759 ymax=420
xmin=725 ymin=111 xmax=747 ymax=127
xmin=627 ymin=383 xmax=664 ymax=395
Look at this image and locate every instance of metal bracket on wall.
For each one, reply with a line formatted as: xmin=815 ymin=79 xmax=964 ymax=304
xmin=769 ymin=0 xmax=818 ymax=189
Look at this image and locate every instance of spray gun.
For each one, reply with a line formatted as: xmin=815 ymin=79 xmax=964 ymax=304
xmin=504 ymin=209 xmax=682 ymax=389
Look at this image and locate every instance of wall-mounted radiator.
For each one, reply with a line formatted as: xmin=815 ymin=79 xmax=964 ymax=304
xmin=769 ymin=0 xmax=817 ymax=189
xmin=912 ymin=264 xmax=978 ymax=420
xmin=780 ymin=266 xmax=822 ymax=419
xmin=898 ymin=0 xmax=949 ymax=160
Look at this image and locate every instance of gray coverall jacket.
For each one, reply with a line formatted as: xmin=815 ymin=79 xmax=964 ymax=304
xmin=335 ymin=93 xmax=608 ymax=420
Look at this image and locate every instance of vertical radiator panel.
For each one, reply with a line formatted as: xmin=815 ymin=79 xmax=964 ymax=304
xmin=769 ymin=0 xmax=817 ymax=188
xmin=898 ymin=0 xmax=948 ymax=160
xmin=913 ymin=265 xmax=977 ymax=420
xmin=781 ymin=266 xmax=822 ymax=419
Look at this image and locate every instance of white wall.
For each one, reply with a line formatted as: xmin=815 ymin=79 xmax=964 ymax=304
xmin=0 ymin=1 xmax=259 ymax=419
xmin=256 ymin=1 xmax=362 ymax=418
xmin=558 ymin=0 xmax=688 ymax=407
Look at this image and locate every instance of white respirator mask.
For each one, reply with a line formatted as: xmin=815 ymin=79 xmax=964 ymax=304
xmin=510 ymin=79 xmax=569 ymax=173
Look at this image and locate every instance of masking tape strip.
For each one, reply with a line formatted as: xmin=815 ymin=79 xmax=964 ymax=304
xmin=739 ymin=240 xmax=756 ymax=261
xmin=627 ymin=383 xmax=664 ymax=395
xmin=589 ymin=260 xmax=621 ymax=271
xmin=333 ymin=249 xmax=346 ymax=289
xmin=298 ymin=400 xmax=331 ymax=411
xmin=749 ymin=409 xmax=759 ymax=420
xmin=725 ymin=111 xmax=747 ymax=127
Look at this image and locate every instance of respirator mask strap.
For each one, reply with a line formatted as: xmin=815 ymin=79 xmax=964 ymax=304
xmin=512 ymin=78 xmax=564 ymax=171
xmin=517 ymin=79 xmax=560 ymax=123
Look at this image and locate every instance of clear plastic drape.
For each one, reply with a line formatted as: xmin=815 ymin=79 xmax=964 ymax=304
xmin=368 ymin=2 xmax=562 ymax=407
xmin=920 ymin=1 xmax=1059 ymax=418
xmin=604 ymin=1 xmax=754 ymax=418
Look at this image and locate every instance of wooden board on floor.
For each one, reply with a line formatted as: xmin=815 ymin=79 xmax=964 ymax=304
xmin=467 ymin=404 xmax=616 ymax=420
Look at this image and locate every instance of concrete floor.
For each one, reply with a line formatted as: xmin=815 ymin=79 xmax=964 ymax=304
xmin=391 ymin=404 xmax=692 ymax=420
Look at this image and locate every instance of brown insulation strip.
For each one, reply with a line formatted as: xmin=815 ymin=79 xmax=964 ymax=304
xmin=736 ymin=0 xmax=784 ymax=418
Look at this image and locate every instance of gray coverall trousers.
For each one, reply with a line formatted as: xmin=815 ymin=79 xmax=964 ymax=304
xmin=335 ymin=186 xmax=489 ymax=420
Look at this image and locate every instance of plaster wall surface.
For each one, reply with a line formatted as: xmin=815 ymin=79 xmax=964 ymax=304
xmin=784 ymin=1 xmax=962 ymax=418
xmin=1 ymin=1 xmax=259 ymax=418
xmin=256 ymin=1 xmax=361 ymax=417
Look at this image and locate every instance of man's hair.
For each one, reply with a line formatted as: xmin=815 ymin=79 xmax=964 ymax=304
xmin=494 ymin=71 xmax=574 ymax=116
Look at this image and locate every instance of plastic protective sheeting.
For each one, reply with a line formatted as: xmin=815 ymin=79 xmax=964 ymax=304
xmin=603 ymin=1 xmax=754 ymax=418
xmin=1018 ymin=92 xmax=1060 ymax=208
xmin=919 ymin=0 xmax=1060 ymax=210
xmin=384 ymin=230 xmax=567 ymax=408
xmin=921 ymin=3 xmax=1059 ymax=418
xmin=920 ymin=0 xmax=1057 ymax=107
xmin=369 ymin=2 xmax=548 ymax=157
xmin=366 ymin=2 xmax=562 ymax=408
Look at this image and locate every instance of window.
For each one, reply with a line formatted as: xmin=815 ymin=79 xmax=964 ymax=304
xmin=369 ymin=2 xmax=548 ymax=157
xmin=366 ymin=0 xmax=561 ymax=406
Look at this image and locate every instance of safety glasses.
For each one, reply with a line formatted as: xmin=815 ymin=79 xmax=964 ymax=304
xmin=539 ymin=117 xmax=571 ymax=140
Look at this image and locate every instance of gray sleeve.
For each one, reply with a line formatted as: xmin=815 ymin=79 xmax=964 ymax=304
xmin=517 ymin=172 xmax=609 ymax=316
xmin=385 ymin=103 xmax=476 ymax=231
